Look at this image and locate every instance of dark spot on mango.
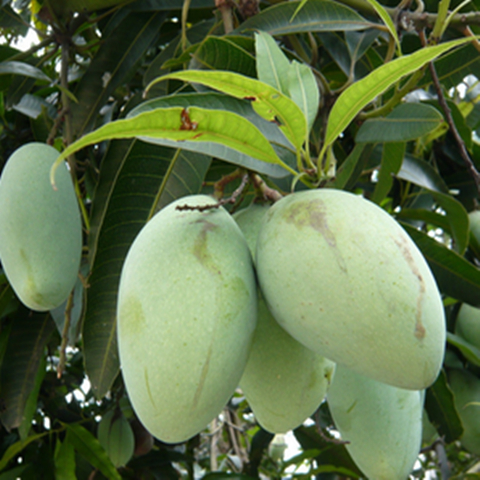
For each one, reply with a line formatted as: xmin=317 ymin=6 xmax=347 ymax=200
xmin=192 ymin=220 xmax=221 ymax=275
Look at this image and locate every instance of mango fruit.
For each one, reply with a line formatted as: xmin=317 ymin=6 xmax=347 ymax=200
xmin=255 ymin=189 xmax=445 ymax=390
xmin=98 ymin=410 xmax=135 ymax=467
xmin=117 ymin=195 xmax=257 ymax=444
xmin=234 ymin=203 xmax=335 ymax=433
xmin=0 ymin=143 xmax=82 ymax=311
xmin=455 ymin=303 xmax=480 ymax=350
xmin=449 ymin=368 xmax=480 ymax=455
xmin=327 ymin=365 xmax=423 ymax=480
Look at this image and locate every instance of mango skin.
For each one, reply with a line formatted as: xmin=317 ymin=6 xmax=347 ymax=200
xmin=234 ymin=204 xmax=335 ymax=433
xmin=255 ymin=189 xmax=445 ymax=390
xmin=0 ymin=143 xmax=82 ymax=311
xmin=449 ymin=368 xmax=480 ymax=455
xmin=327 ymin=365 xmax=423 ymax=480
xmin=455 ymin=303 xmax=480 ymax=350
xmin=117 ymin=195 xmax=257 ymax=444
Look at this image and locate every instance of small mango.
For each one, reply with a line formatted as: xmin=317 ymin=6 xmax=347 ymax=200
xmin=0 ymin=143 xmax=82 ymax=311
xmin=117 ymin=195 xmax=257 ymax=443
xmin=327 ymin=365 xmax=423 ymax=480
xmin=234 ymin=203 xmax=335 ymax=433
xmin=98 ymin=410 xmax=135 ymax=467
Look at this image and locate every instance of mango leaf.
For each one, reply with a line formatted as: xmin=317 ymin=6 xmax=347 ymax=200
xmin=402 ymin=223 xmax=480 ymax=306
xmin=447 ymin=332 xmax=480 ymax=367
xmin=322 ymin=37 xmax=477 ymax=157
xmin=0 ymin=61 xmax=51 ymax=82
xmin=0 ymin=466 xmax=29 ymax=480
xmin=128 ymin=92 xmax=296 ymax=177
xmin=71 ymin=11 xmax=166 ymax=137
xmin=371 ymin=142 xmax=405 ymax=204
xmin=356 ymin=103 xmax=444 ymax=143
xmin=0 ymin=310 xmax=55 ymax=431
xmin=255 ymin=31 xmax=291 ymax=95
xmin=331 ymin=143 xmax=374 ymax=190
xmin=167 ymin=36 xmax=256 ymax=77
xmin=398 ymin=155 xmax=469 ymax=254
xmin=0 ymin=431 xmax=48 ymax=471
xmin=64 ymin=423 xmax=121 ymax=480
xmin=146 ymin=70 xmax=307 ymax=152
xmin=255 ymin=31 xmax=319 ymax=132
xmin=54 ymin=438 xmax=76 ymax=480
xmin=425 ymin=370 xmax=463 ymax=444
xmin=84 ymin=140 xmax=211 ymax=398
xmin=363 ymin=0 xmax=400 ymax=53
xmin=53 ymin=106 xmax=295 ymax=186
xmin=235 ymin=0 xmax=375 ymax=36
xmin=287 ymin=61 xmax=320 ymax=133
xmin=18 ymin=354 xmax=46 ymax=440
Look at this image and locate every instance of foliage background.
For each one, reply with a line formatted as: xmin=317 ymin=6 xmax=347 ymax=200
xmin=1 ymin=0 xmax=480 ymax=478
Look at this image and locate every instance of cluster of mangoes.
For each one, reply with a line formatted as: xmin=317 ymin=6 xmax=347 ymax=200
xmin=116 ymin=189 xmax=447 ymax=479
xmin=0 ymin=143 xmax=450 ymax=478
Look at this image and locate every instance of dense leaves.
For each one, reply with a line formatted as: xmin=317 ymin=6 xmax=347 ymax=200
xmin=1 ymin=0 xmax=480 ymax=478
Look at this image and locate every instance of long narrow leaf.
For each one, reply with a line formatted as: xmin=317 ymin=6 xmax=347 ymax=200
xmin=364 ymin=0 xmax=400 ymax=53
xmin=0 ymin=61 xmax=51 ymax=82
xmin=64 ymin=423 xmax=121 ymax=480
xmin=52 ymin=106 xmax=294 ymax=187
xmin=322 ymin=37 xmax=477 ymax=157
xmin=145 ymin=70 xmax=307 ymax=152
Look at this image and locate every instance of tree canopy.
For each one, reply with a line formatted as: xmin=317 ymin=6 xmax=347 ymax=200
xmin=1 ymin=0 xmax=480 ymax=478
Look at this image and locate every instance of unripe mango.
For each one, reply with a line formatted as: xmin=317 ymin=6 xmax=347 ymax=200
xmin=449 ymin=368 xmax=480 ymax=455
xmin=455 ymin=303 xmax=480 ymax=350
xmin=234 ymin=203 xmax=335 ymax=433
xmin=469 ymin=210 xmax=480 ymax=243
xmin=98 ymin=410 xmax=135 ymax=467
xmin=256 ymin=189 xmax=445 ymax=390
xmin=117 ymin=195 xmax=257 ymax=444
xmin=327 ymin=365 xmax=423 ymax=480
xmin=0 ymin=143 xmax=82 ymax=311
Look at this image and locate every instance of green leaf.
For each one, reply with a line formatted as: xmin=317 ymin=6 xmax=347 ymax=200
xmin=331 ymin=143 xmax=374 ymax=190
xmin=0 ymin=465 xmax=29 ymax=480
xmin=447 ymin=332 xmax=480 ymax=367
xmin=363 ymin=0 xmax=401 ymax=53
xmin=425 ymin=370 xmax=464 ymax=443
xmin=0 ymin=431 xmax=49 ymax=471
xmin=371 ymin=142 xmax=405 ymax=204
xmin=356 ymin=103 xmax=444 ymax=143
xmin=236 ymin=0 xmax=375 ymax=36
xmin=0 ymin=61 xmax=51 ymax=82
xmin=18 ymin=354 xmax=46 ymax=440
xmin=84 ymin=141 xmax=211 ymax=397
xmin=174 ymin=36 xmax=256 ymax=77
xmin=54 ymin=106 xmax=294 ymax=185
xmin=146 ymin=70 xmax=307 ymax=152
xmin=0 ymin=310 xmax=55 ymax=431
xmin=54 ymin=438 xmax=76 ymax=480
xmin=398 ymin=156 xmax=470 ymax=254
xmin=287 ymin=61 xmax=320 ymax=133
xmin=255 ymin=31 xmax=291 ymax=95
xmin=402 ymin=223 xmax=480 ymax=306
xmin=322 ymin=37 xmax=477 ymax=157
xmin=64 ymin=423 xmax=121 ymax=480
xmin=70 ymin=11 xmax=166 ymax=136
xmin=128 ymin=92 xmax=295 ymax=177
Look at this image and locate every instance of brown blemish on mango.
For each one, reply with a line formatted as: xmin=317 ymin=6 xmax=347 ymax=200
xmin=192 ymin=341 xmax=213 ymax=409
xmin=192 ymin=220 xmax=221 ymax=275
xmin=394 ymin=235 xmax=426 ymax=340
xmin=284 ymin=199 xmax=346 ymax=272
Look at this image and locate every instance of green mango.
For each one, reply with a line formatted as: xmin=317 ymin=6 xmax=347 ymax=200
xmin=256 ymin=189 xmax=445 ymax=390
xmin=234 ymin=203 xmax=335 ymax=433
xmin=469 ymin=210 xmax=480 ymax=243
xmin=455 ymin=303 xmax=480 ymax=350
xmin=449 ymin=368 xmax=480 ymax=455
xmin=98 ymin=410 xmax=135 ymax=467
xmin=327 ymin=365 xmax=423 ymax=480
xmin=117 ymin=195 xmax=257 ymax=443
xmin=0 ymin=143 xmax=82 ymax=311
